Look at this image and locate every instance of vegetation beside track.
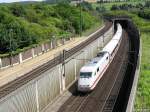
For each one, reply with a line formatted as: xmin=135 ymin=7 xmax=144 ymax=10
xmin=0 ymin=2 xmax=101 ymax=56
xmin=0 ymin=0 xmax=149 ymax=108
xmin=101 ymin=1 xmax=150 ymax=109
xmin=135 ymin=32 xmax=150 ymax=108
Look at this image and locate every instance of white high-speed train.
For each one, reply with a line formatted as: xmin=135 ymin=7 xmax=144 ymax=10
xmin=78 ymin=23 xmax=123 ymax=92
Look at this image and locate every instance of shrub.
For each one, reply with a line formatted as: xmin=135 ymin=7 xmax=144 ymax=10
xmin=0 ymin=3 xmax=99 ymax=54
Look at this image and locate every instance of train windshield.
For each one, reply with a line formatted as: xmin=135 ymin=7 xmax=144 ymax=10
xmin=80 ymin=72 xmax=92 ymax=78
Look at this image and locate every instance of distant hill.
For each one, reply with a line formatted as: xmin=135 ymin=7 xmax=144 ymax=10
xmin=45 ymin=0 xmax=71 ymax=4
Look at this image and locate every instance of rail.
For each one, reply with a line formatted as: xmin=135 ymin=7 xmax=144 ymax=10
xmin=0 ymin=22 xmax=112 ymax=99
xmin=57 ymin=27 xmax=130 ymax=112
xmin=112 ymin=19 xmax=140 ymax=112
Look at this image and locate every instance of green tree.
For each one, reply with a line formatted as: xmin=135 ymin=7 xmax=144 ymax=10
xmin=9 ymin=4 xmax=26 ymax=17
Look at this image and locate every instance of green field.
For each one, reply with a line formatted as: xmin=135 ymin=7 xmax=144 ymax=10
xmin=92 ymin=1 xmax=144 ymax=11
xmin=134 ymin=32 xmax=150 ymax=109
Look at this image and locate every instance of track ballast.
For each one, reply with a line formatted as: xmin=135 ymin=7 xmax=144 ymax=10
xmin=58 ymin=30 xmax=130 ymax=112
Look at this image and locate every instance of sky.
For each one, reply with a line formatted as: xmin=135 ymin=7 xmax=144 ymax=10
xmin=0 ymin=0 xmax=43 ymax=3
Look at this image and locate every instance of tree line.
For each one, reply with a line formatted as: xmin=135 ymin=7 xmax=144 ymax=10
xmin=0 ymin=2 xmax=98 ymax=54
xmin=110 ymin=1 xmax=150 ymax=20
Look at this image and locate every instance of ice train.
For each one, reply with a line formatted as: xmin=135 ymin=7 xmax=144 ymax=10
xmin=78 ymin=23 xmax=123 ymax=92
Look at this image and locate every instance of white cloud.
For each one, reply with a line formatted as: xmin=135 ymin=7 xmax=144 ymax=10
xmin=0 ymin=0 xmax=43 ymax=3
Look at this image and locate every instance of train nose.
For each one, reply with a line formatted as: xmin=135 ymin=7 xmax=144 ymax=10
xmin=78 ymin=85 xmax=91 ymax=92
xmin=78 ymin=78 xmax=92 ymax=92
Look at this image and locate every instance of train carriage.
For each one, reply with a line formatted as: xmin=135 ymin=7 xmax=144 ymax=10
xmin=78 ymin=24 xmax=123 ymax=92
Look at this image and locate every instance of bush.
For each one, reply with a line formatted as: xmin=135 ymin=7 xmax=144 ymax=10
xmin=145 ymin=1 xmax=150 ymax=8
xmin=111 ymin=5 xmax=120 ymax=10
xmin=9 ymin=4 xmax=26 ymax=17
xmin=0 ymin=3 xmax=98 ymax=54
xmin=138 ymin=9 xmax=150 ymax=20
xmin=96 ymin=6 xmax=106 ymax=13
xmin=79 ymin=1 xmax=93 ymax=11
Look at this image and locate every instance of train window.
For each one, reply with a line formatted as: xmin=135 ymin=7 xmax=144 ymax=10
xmin=106 ymin=57 xmax=108 ymax=60
xmin=97 ymin=52 xmax=105 ymax=57
xmin=97 ymin=68 xmax=99 ymax=72
xmin=80 ymin=72 xmax=92 ymax=78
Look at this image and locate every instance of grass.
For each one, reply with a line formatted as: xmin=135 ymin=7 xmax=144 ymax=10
xmin=92 ymin=1 xmax=144 ymax=11
xmin=134 ymin=32 xmax=150 ymax=109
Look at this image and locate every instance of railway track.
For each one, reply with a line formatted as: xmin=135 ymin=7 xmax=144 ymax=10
xmin=0 ymin=18 xmax=140 ymax=112
xmin=58 ymin=29 xmax=130 ymax=112
xmin=0 ymin=22 xmax=112 ymax=99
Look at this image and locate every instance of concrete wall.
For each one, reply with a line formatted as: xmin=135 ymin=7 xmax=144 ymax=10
xmin=34 ymin=45 xmax=43 ymax=56
xmin=126 ymin=37 xmax=141 ymax=112
xmin=0 ymin=64 xmax=62 ymax=112
xmin=0 ymin=38 xmax=71 ymax=69
xmin=0 ymin=26 xmax=113 ymax=112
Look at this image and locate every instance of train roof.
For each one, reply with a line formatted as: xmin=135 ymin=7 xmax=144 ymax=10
xmin=102 ymin=23 xmax=122 ymax=54
xmin=80 ymin=58 xmax=101 ymax=72
xmin=102 ymin=39 xmax=118 ymax=53
xmin=86 ymin=52 xmax=108 ymax=66
xmin=80 ymin=52 xmax=108 ymax=72
xmin=86 ymin=57 xmax=102 ymax=66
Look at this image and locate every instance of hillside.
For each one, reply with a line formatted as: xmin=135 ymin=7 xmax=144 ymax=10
xmin=0 ymin=2 xmax=99 ymax=54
